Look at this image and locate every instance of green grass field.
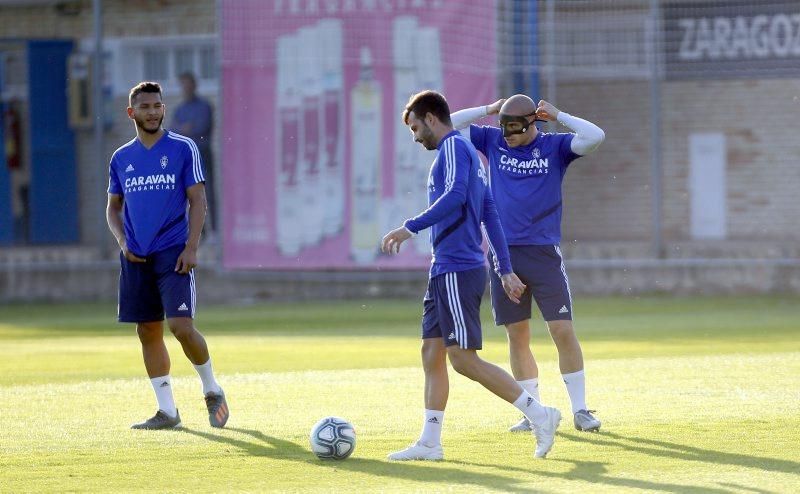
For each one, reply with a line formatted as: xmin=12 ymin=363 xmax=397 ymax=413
xmin=1 ymin=296 xmax=799 ymax=493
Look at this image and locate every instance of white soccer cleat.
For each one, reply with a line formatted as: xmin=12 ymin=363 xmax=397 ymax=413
xmin=532 ymin=406 xmax=561 ymax=458
xmin=387 ymin=441 xmax=444 ymax=461
xmin=508 ymin=416 xmax=533 ymax=432
xmin=574 ymin=409 xmax=601 ymax=432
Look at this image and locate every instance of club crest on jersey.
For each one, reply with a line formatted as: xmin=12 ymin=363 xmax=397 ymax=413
xmin=160 ymin=156 xmax=169 ymax=169
xmin=532 ymin=148 xmax=541 ymax=159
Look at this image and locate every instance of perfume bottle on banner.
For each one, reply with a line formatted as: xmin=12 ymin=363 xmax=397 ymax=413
xmin=350 ymin=47 xmax=382 ymax=265
xmin=410 ymin=26 xmax=443 ymax=256
xmin=318 ymin=19 xmax=345 ymax=238
xmin=392 ymin=16 xmax=420 ymax=231
xmin=298 ymin=25 xmax=324 ymax=248
xmin=275 ymin=34 xmax=303 ymax=256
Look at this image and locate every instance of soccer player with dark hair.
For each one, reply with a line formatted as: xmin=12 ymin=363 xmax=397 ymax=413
xmin=106 ymin=81 xmax=229 ymax=430
xmin=450 ymin=95 xmax=605 ymax=433
xmin=381 ymin=90 xmax=562 ymax=460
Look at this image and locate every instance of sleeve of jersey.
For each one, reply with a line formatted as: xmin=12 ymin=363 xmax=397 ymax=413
xmin=468 ymin=124 xmax=488 ymax=154
xmin=559 ymin=134 xmax=581 ymax=166
xmin=182 ymin=139 xmax=206 ymax=188
xmin=107 ymin=157 xmax=122 ymax=195
xmin=403 ymin=140 xmax=469 ymax=234
xmin=481 ymin=187 xmax=513 ymax=276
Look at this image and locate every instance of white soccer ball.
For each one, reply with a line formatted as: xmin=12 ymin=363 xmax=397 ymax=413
xmin=309 ymin=416 xmax=356 ymax=460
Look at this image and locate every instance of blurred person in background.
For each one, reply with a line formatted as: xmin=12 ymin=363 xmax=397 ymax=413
xmin=4 ymin=99 xmax=29 ymax=243
xmin=106 ymin=81 xmax=228 ymax=430
xmin=450 ymin=95 xmax=605 ymax=434
xmin=172 ymin=72 xmax=216 ymax=238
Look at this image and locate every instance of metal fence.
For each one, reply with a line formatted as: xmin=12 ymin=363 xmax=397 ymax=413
xmin=1 ymin=0 xmax=799 ymax=300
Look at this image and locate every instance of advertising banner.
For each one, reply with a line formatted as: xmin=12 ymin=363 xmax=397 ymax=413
xmin=221 ymin=0 xmax=497 ymax=269
xmin=664 ymin=0 xmax=800 ymax=79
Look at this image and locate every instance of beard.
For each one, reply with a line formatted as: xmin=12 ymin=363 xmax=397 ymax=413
xmin=418 ymin=125 xmax=437 ymax=150
xmin=134 ymin=114 xmax=164 ymax=134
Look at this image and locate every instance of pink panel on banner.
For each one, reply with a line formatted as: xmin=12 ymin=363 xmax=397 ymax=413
xmin=221 ymin=0 xmax=497 ymax=269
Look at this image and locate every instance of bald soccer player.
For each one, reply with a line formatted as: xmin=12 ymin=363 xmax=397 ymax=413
xmin=450 ymin=95 xmax=605 ymax=433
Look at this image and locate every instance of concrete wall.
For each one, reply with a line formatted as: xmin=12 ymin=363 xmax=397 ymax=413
xmin=3 ymin=257 xmax=799 ymax=304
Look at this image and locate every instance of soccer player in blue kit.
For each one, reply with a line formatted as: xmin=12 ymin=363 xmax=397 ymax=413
xmin=382 ymin=90 xmax=562 ymax=460
xmin=106 ymin=82 xmax=229 ymax=430
xmin=450 ymin=95 xmax=605 ymax=433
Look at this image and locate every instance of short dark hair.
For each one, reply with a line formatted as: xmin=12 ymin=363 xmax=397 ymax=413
xmin=129 ymin=81 xmax=162 ymax=106
xmin=179 ymin=72 xmax=197 ymax=85
xmin=403 ymin=90 xmax=451 ymax=126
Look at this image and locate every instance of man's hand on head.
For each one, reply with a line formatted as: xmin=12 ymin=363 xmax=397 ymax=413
xmin=535 ymin=100 xmax=560 ymax=122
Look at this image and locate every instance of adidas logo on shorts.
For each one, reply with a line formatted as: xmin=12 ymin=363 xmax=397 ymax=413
xmin=178 ymin=303 xmax=189 ymax=311
xmin=559 ymin=305 xmax=569 ymax=314
xmin=448 ymin=332 xmax=456 ymax=340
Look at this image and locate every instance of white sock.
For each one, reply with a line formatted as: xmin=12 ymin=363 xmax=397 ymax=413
xmin=517 ymin=378 xmax=540 ymax=403
xmin=150 ymin=375 xmax=177 ymax=417
xmin=193 ymin=359 xmax=222 ymax=395
xmin=418 ymin=409 xmax=444 ymax=447
xmin=513 ymin=390 xmax=547 ymax=427
xmin=562 ymin=369 xmax=587 ymax=414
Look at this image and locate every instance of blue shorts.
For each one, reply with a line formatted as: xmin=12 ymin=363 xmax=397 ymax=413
xmin=422 ymin=267 xmax=487 ymax=350
xmin=489 ymin=245 xmax=573 ymax=325
xmin=117 ymin=244 xmax=196 ymax=323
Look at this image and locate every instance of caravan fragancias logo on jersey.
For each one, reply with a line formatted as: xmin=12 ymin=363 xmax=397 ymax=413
xmin=498 ymin=148 xmax=549 ymax=176
xmin=124 ymin=173 xmax=177 ymax=193
xmin=160 ymin=155 xmax=169 ymax=169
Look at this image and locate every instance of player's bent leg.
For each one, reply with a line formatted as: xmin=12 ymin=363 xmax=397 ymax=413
xmin=167 ymin=317 xmax=229 ymax=427
xmin=446 ymin=347 xmax=525 ymax=404
xmin=167 ymin=317 xmax=210 ymax=365
xmin=446 ymin=346 xmax=561 ymax=458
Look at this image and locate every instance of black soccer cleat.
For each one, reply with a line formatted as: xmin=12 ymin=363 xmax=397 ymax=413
xmin=131 ymin=409 xmax=182 ymax=430
xmin=205 ymin=391 xmax=229 ymax=428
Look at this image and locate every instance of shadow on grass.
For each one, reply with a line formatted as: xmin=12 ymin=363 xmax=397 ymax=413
xmin=563 ymin=430 xmax=800 ymax=478
xmin=455 ymin=458 xmax=735 ymax=494
xmin=448 ymin=427 xmax=798 ymax=494
xmin=179 ymin=427 xmax=536 ymax=493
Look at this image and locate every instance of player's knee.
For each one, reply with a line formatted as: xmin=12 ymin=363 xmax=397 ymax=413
xmin=506 ymin=324 xmax=530 ymax=347
xmin=548 ymin=321 xmax=575 ymax=343
xmin=136 ymin=323 xmax=161 ymax=343
xmin=167 ymin=321 xmax=195 ymax=341
xmin=447 ymin=350 xmax=476 ymax=377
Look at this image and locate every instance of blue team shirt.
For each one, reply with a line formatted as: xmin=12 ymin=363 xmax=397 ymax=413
xmin=107 ymin=131 xmax=205 ymax=256
xmin=469 ymin=125 xmax=580 ymax=245
xmin=404 ymin=130 xmax=512 ymax=278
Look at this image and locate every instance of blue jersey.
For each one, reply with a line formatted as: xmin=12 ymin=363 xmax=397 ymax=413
xmin=404 ymin=130 xmax=512 ymax=278
xmin=108 ymin=131 xmax=205 ymax=256
xmin=469 ymin=125 xmax=579 ymax=245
